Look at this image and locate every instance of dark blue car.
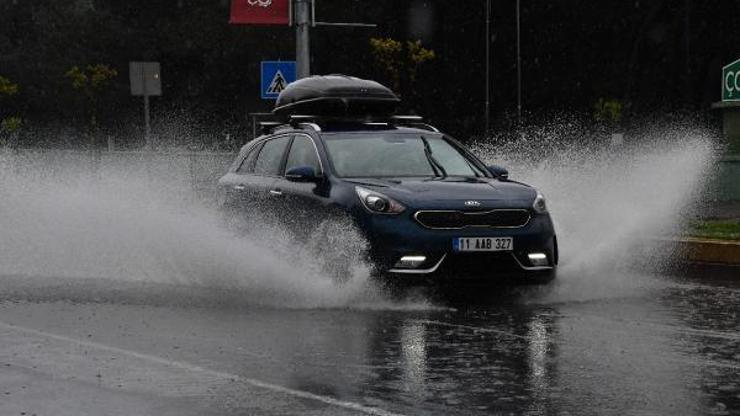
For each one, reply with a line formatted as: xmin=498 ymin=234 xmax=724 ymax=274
xmin=218 ymin=76 xmax=557 ymax=283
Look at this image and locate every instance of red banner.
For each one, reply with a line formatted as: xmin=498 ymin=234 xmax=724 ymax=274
xmin=230 ymin=0 xmax=290 ymax=25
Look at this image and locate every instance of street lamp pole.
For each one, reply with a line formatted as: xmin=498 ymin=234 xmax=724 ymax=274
xmin=293 ymin=0 xmax=376 ymax=79
xmin=485 ymin=0 xmax=491 ymax=134
xmin=516 ymin=0 xmax=522 ymax=126
xmin=295 ymin=0 xmax=311 ymax=79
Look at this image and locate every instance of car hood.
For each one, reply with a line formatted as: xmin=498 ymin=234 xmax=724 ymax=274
xmin=345 ymin=177 xmax=537 ymax=209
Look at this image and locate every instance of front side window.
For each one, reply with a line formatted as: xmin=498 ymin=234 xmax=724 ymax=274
xmin=236 ymin=142 xmax=263 ymax=174
xmin=322 ymin=133 xmax=487 ymax=178
xmin=285 ymin=136 xmax=321 ymax=174
xmin=254 ymin=136 xmax=291 ymax=176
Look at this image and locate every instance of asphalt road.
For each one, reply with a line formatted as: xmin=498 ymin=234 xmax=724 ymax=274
xmin=0 ymin=271 xmax=738 ymax=416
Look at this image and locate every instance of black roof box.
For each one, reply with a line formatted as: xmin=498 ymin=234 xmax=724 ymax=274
xmin=273 ymin=75 xmax=400 ymax=118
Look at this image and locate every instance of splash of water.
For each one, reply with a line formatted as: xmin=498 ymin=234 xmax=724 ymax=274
xmin=0 ymin=149 xmax=403 ymax=308
xmin=0 ymin=120 xmax=718 ymax=306
xmin=473 ymin=120 xmax=718 ymax=299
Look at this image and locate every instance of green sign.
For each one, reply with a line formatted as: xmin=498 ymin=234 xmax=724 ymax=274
xmin=723 ymin=58 xmax=740 ymax=101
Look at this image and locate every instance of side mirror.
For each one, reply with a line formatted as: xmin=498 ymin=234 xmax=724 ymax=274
xmin=488 ymin=165 xmax=509 ymax=180
xmin=285 ymin=166 xmax=320 ymax=182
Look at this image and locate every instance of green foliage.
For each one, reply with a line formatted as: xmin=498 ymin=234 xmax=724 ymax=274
xmin=369 ymin=38 xmax=403 ymax=91
xmin=65 ymin=64 xmax=118 ymax=96
xmin=406 ymin=40 xmax=436 ymax=84
xmin=369 ymin=37 xmax=435 ymax=96
xmin=369 ymin=38 xmax=402 ymax=73
xmin=1 ymin=116 xmax=22 ymax=133
xmin=593 ymin=98 xmax=623 ymax=124
xmin=0 ymin=76 xmax=19 ymax=97
xmin=406 ymin=40 xmax=436 ymax=66
xmin=689 ymin=220 xmax=740 ymax=241
xmin=64 ymin=64 xmax=118 ymax=130
xmin=0 ymin=76 xmax=21 ymax=145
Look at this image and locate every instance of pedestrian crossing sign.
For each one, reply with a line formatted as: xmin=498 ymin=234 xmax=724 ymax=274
xmin=261 ymin=61 xmax=296 ymax=100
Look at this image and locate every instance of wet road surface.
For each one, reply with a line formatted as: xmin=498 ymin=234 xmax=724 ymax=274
xmin=0 ymin=272 xmax=738 ymax=416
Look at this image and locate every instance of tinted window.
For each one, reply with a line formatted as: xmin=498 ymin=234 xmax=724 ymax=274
xmin=254 ymin=136 xmax=291 ymax=176
xmin=285 ymin=136 xmax=321 ymax=174
xmin=323 ymin=133 xmax=486 ymax=177
xmin=236 ymin=142 xmax=263 ymax=174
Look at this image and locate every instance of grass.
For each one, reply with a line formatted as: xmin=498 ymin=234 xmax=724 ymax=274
xmin=688 ymin=220 xmax=740 ymax=241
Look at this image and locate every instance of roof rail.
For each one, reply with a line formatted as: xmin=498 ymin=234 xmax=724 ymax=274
xmin=390 ymin=115 xmax=440 ymax=132
xmin=391 ymin=115 xmax=424 ymax=122
xmin=297 ymin=122 xmax=322 ymax=132
xmin=274 ymin=114 xmax=440 ymax=133
xmin=289 ymin=115 xmax=320 ymax=122
xmin=287 ymin=115 xmax=322 ymax=132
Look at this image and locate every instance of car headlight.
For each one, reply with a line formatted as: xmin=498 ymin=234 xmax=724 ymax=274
xmin=533 ymin=192 xmax=548 ymax=214
xmin=355 ymin=186 xmax=406 ymax=214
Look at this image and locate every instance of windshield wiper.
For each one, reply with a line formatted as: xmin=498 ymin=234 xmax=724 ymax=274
xmin=420 ymin=136 xmax=447 ymax=178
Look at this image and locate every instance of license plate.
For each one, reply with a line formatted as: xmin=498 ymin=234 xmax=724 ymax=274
xmin=453 ymin=237 xmax=513 ymax=252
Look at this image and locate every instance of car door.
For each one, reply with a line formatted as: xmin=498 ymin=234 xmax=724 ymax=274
xmin=272 ymin=134 xmax=334 ymax=237
xmin=220 ymin=135 xmax=292 ymax=224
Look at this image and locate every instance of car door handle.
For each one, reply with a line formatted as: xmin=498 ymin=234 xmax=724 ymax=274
xmin=233 ymin=185 xmax=246 ymax=191
xmin=269 ymin=189 xmax=283 ymax=196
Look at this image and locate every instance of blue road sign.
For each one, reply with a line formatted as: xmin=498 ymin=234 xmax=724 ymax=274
xmin=261 ymin=61 xmax=296 ymax=100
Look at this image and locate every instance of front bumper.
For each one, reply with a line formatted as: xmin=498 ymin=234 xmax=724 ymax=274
xmin=355 ymin=208 xmax=557 ymax=280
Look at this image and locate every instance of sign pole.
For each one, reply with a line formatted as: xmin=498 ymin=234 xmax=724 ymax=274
xmin=139 ymin=67 xmax=152 ymax=150
xmin=129 ymin=62 xmax=160 ymax=150
xmin=143 ymin=94 xmax=151 ymax=149
xmin=295 ymin=0 xmax=311 ymax=79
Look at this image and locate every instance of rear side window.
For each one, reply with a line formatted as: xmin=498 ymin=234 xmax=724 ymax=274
xmin=236 ymin=142 xmax=263 ymax=174
xmin=285 ymin=136 xmax=321 ymax=174
xmin=254 ymin=136 xmax=291 ymax=176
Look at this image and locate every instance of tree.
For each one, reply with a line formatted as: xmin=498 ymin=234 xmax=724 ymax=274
xmin=0 ymin=75 xmax=21 ymax=147
xmin=369 ymin=37 xmax=435 ymax=104
xmin=64 ymin=64 xmax=117 ymax=145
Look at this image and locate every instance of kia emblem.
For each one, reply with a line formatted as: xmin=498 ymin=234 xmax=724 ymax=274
xmin=464 ymin=200 xmax=481 ymax=207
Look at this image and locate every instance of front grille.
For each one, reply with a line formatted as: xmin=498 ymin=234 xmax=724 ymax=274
xmin=414 ymin=209 xmax=531 ymax=229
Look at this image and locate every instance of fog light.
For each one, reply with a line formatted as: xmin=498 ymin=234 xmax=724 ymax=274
xmin=394 ymin=255 xmax=427 ymax=269
xmin=528 ymin=253 xmax=549 ymax=267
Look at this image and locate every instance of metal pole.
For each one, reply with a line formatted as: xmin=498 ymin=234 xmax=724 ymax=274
xmin=684 ymin=0 xmax=691 ymax=104
xmin=685 ymin=0 xmax=690 ymax=75
xmin=516 ymin=0 xmax=521 ymax=126
xmin=485 ymin=0 xmax=491 ymax=134
xmin=141 ymin=68 xmax=152 ymax=150
xmin=144 ymin=95 xmax=151 ymax=149
xmin=295 ymin=0 xmax=311 ymax=79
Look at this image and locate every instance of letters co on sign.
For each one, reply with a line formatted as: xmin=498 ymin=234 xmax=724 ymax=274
xmin=723 ymin=58 xmax=740 ymax=102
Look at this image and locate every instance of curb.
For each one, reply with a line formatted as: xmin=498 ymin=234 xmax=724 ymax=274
xmin=674 ymin=238 xmax=740 ymax=266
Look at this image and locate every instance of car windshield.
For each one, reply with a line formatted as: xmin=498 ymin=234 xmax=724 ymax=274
xmin=322 ymin=133 xmax=487 ymax=178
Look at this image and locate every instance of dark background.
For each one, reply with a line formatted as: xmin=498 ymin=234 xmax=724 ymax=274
xmin=1 ymin=0 xmax=738 ymax=148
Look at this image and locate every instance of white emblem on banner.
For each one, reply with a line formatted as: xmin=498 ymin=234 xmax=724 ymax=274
xmin=247 ymin=0 xmax=272 ymax=7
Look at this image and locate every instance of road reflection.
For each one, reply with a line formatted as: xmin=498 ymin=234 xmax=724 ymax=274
xmin=273 ymin=289 xmax=562 ymax=415
xmin=399 ymin=321 xmax=428 ymax=396
xmin=1 ymin=274 xmax=737 ymax=415
xmin=659 ymin=280 xmax=740 ymax=414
